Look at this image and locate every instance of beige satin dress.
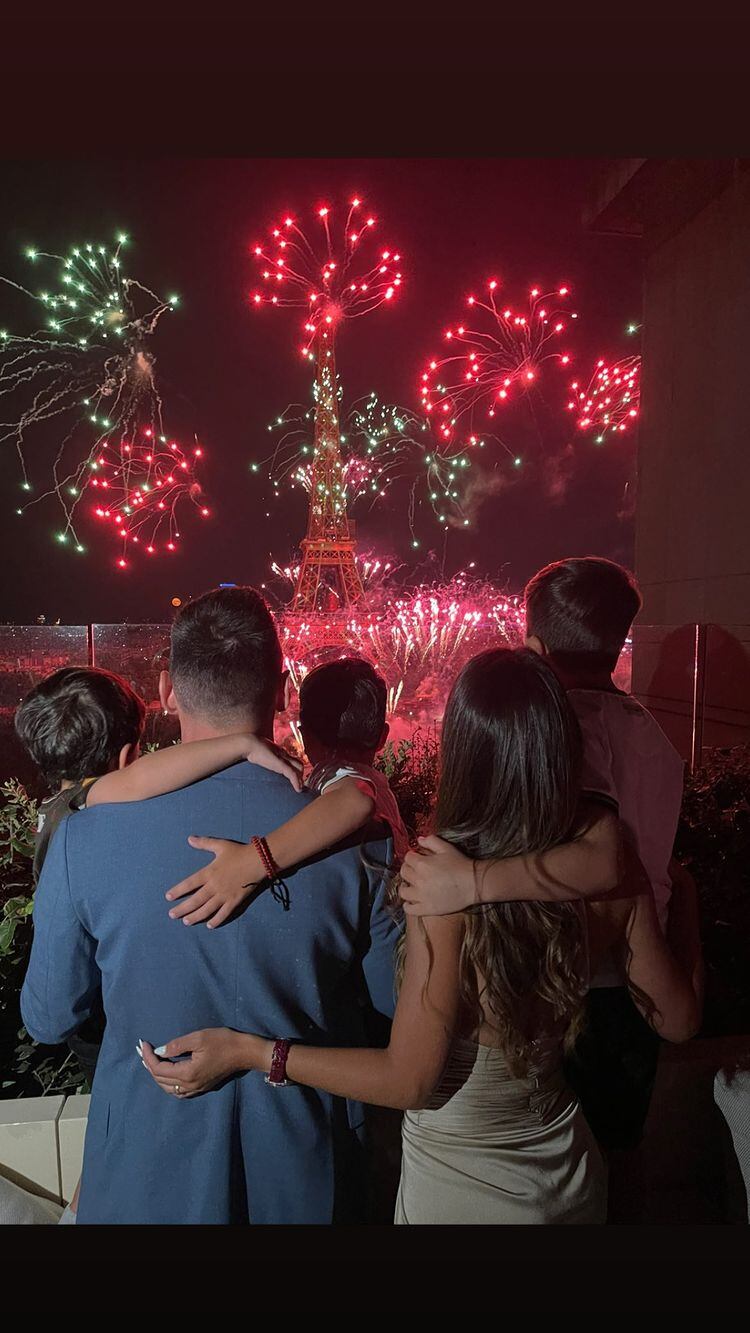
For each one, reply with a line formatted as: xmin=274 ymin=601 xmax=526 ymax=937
xmin=394 ymin=1035 xmax=607 ymax=1225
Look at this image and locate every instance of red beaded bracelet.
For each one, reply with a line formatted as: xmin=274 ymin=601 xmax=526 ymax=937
xmin=265 ymin=1038 xmax=292 ymax=1087
xmin=252 ymin=835 xmax=280 ymax=881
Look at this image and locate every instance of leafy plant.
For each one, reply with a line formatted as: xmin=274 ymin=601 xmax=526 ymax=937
xmin=375 ymin=727 xmax=439 ymax=840
xmin=0 ymin=779 xmax=87 ymax=1097
xmin=0 ymin=778 xmax=37 ymax=892
xmin=675 ymin=744 xmax=750 ymax=1037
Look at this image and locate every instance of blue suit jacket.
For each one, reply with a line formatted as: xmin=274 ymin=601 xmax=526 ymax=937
xmin=21 ymin=762 xmax=399 ymax=1224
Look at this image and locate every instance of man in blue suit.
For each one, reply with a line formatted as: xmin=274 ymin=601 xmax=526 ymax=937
xmin=21 ymin=586 xmax=399 ymax=1224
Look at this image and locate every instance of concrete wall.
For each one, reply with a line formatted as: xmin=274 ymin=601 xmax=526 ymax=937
xmin=602 ymin=163 xmax=750 ymax=759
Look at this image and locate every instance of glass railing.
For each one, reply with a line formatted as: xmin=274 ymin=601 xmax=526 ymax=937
xmin=1 ymin=621 xmax=746 ymax=790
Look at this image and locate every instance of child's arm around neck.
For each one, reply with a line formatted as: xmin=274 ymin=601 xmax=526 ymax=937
xmin=87 ymin=733 xmax=302 ymax=806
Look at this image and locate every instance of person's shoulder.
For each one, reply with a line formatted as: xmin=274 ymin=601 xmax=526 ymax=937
xmin=571 ymin=689 xmax=681 ymax=760
xmin=567 ymin=688 xmax=613 ymax=736
xmin=604 ymin=692 xmax=683 ymax=762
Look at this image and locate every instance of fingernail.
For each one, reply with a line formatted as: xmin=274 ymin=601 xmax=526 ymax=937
xmin=169 ymin=910 xmax=176 ymax=919
xmin=141 ymin=1060 xmax=147 ymax=1069
xmin=135 ymin=1042 xmax=142 ymax=1056
xmin=154 ymin=1045 xmax=167 ymax=1056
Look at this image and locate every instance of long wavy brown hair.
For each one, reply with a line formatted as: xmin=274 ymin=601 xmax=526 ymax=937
xmin=434 ymin=647 xmax=589 ymax=1075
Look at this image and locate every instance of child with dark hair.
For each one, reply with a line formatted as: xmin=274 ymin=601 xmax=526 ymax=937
xmin=524 ymin=555 xmax=642 ymax=680
xmin=164 ymin=656 xmax=408 ymax=928
xmin=16 ymin=667 xmax=148 ymax=885
xmin=16 ymin=667 xmax=148 ymax=1104
xmin=398 ymin=556 xmax=694 ymax=1213
xmin=299 ymin=658 xmax=407 ymax=861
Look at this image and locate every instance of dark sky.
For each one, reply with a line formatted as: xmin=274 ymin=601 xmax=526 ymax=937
xmin=0 ymin=158 xmax=642 ymax=625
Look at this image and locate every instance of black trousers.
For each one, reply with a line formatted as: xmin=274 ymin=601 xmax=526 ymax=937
xmin=565 ymin=987 xmax=661 ymax=1151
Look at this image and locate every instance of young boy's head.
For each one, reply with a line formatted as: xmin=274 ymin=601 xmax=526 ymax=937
xmin=299 ymin=657 xmax=388 ymax=767
xmin=524 ymin=556 xmax=642 ymax=679
xmin=15 ymin=666 xmax=146 ymax=790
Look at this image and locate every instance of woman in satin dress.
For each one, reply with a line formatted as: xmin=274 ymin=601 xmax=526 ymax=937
xmin=236 ymin=647 xmax=703 ymax=1224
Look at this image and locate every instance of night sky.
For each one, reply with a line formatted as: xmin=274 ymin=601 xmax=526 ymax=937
xmin=0 ymin=158 xmax=642 ymax=625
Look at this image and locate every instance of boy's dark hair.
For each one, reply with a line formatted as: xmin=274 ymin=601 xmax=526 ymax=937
xmin=170 ymin=585 xmax=283 ymax=722
xmin=299 ymin=657 xmax=387 ymax=757
xmin=15 ymin=667 xmax=146 ymax=788
xmin=524 ymin=556 xmax=642 ymax=673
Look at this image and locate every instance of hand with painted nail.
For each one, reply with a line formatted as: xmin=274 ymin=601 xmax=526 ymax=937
xmin=138 ymin=1029 xmax=248 ymax=1098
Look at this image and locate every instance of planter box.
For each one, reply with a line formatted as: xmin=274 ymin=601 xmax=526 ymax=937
xmin=0 ymin=1092 xmax=89 ymax=1206
xmin=0 ymin=1095 xmax=65 ymax=1202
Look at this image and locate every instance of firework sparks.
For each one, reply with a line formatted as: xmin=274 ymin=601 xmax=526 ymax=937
xmin=568 ymin=348 xmax=641 ymax=442
xmin=270 ymin=551 xmax=400 ymax=597
xmin=277 ymin=576 xmax=526 ymax=728
xmin=420 ymin=279 xmax=576 ymax=464
xmin=273 ymin=572 xmax=630 ymax=748
xmin=88 ymin=430 xmax=209 ymax=566
xmin=253 ymin=389 xmax=476 ymax=539
xmin=0 ymin=233 xmax=205 ymax=562
xmin=249 ymin=197 xmax=403 ymax=356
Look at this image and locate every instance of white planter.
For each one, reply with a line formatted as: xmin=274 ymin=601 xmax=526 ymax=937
xmin=0 ymin=1095 xmax=66 ymax=1202
xmin=0 ymin=1092 xmax=89 ymax=1207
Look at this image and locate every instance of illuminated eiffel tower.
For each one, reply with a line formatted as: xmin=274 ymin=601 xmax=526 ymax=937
xmin=293 ymin=326 xmax=365 ymax=610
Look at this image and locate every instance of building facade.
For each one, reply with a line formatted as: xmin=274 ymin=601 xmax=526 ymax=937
xmin=587 ymin=160 xmax=750 ymax=762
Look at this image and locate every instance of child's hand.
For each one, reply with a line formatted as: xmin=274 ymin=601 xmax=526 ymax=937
xmin=166 ymin=836 xmax=263 ymax=928
xmin=244 ymin=737 xmax=304 ymax=792
xmin=399 ymin=835 xmax=477 ymax=916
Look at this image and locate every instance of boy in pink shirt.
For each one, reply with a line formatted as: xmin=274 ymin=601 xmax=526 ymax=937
xmin=524 ymin=558 xmax=685 ymax=1158
xmin=400 ymin=557 xmax=688 ymax=1167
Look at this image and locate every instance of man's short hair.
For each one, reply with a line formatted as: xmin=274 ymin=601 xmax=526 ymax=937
xmin=15 ymin=667 xmax=146 ymax=788
xmin=524 ymin=556 xmax=642 ymax=672
xmin=169 ymin=586 xmax=283 ymax=723
xmin=299 ymin=657 xmax=387 ymax=756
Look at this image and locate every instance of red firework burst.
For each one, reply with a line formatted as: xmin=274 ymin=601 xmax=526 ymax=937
xmin=249 ymin=197 xmax=403 ymax=356
xmin=420 ymin=279 xmax=576 ymax=444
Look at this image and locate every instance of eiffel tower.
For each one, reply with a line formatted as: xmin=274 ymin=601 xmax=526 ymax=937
xmin=293 ymin=326 xmax=365 ymax=610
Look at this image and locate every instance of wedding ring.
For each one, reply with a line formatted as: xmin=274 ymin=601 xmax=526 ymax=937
xmin=174 ymin=1083 xmax=181 ymax=1094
